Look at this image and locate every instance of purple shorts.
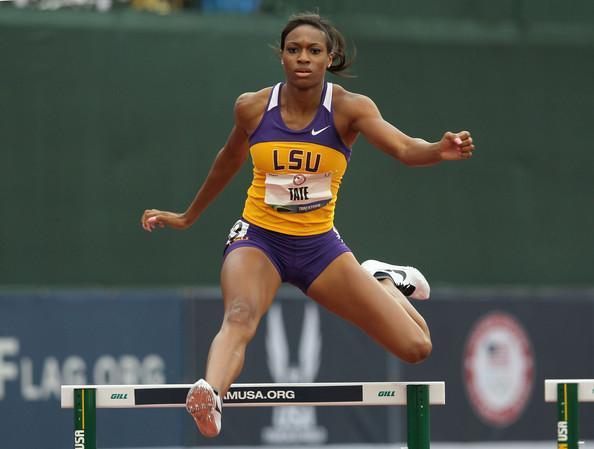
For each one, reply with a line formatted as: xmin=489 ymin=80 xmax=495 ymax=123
xmin=223 ymin=218 xmax=352 ymax=293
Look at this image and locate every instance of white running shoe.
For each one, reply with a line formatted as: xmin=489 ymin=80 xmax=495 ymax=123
xmin=361 ymin=259 xmax=431 ymax=300
xmin=186 ymin=378 xmax=222 ymax=438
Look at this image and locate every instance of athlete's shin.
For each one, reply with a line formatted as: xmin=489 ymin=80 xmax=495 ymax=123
xmin=206 ymin=300 xmax=263 ymax=391
xmin=204 ymin=324 xmax=252 ymax=396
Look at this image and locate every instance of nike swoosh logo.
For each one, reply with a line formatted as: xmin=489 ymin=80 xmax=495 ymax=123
xmin=311 ymin=125 xmax=330 ymax=136
xmin=383 ymin=269 xmax=407 ymax=281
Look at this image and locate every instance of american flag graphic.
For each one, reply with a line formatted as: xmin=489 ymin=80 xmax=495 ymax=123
xmin=487 ymin=340 xmax=510 ymax=365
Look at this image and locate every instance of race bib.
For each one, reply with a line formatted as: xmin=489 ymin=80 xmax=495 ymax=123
xmin=264 ymin=172 xmax=333 ymax=213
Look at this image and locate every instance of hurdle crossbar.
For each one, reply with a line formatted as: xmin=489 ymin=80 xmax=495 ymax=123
xmin=62 ymin=381 xmax=444 ymax=449
xmin=545 ymin=379 xmax=594 ymax=449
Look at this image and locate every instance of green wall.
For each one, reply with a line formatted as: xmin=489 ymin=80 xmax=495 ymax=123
xmin=1 ymin=6 xmax=592 ymax=287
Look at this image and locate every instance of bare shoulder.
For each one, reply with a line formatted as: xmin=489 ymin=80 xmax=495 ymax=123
xmin=234 ymin=87 xmax=273 ymax=132
xmin=332 ymin=84 xmax=380 ymax=120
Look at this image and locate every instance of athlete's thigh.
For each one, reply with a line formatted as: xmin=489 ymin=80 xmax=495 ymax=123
xmin=221 ymin=246 xmax=282 ymax=317
xmin=306 ymin=252 xmax=422 ymax=346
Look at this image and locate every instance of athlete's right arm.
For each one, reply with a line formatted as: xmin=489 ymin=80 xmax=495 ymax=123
xmin=141 ymin=92 xmax=265 ymax=232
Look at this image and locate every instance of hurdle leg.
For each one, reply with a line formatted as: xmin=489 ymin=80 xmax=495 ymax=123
xmin=406 ymin=384 xmax=430 ymax=449
xmin=74 ymin=388 xmax=97 ymax=449
xmin=557 ymin=383 xmax=578 ymax=449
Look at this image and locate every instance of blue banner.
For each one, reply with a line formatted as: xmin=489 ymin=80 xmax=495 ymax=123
xmin=0 ymin=290 xmax=185 ymax=448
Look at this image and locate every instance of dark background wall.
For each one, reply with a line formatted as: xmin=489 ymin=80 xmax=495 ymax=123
xmin=1 ymin=1 xmax=593 ymax=287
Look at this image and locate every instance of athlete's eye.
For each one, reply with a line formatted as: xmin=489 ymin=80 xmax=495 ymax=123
xmin=310 ymin=48 xmax=321 ymax=55
xmin=287 ymin=47 xmax=298 ymax=54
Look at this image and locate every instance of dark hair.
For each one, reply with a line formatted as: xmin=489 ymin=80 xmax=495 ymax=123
xmin=279 ymin=12 xmax=355 ymax=77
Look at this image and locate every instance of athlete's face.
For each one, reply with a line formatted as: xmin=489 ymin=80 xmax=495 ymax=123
xmin=282 ymin=25 xmax=332 ymax=88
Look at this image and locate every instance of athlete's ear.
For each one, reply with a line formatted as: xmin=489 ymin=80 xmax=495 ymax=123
xmin=327 ymin=52 xmax=333 ymax=69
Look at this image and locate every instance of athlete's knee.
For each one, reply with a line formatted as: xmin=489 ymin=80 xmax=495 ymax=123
xmin=223 ymin=298 xmax=260 ymax=336
xmin=401 ymin=335 xmax=432 ymax=364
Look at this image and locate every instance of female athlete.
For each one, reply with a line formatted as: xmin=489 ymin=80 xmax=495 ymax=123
xmin=141 ymin=12 xmax=475 ymax=437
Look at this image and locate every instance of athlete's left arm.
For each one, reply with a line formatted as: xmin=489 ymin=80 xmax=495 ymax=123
xmin=348 ymin=94 xmax=475 ymax=166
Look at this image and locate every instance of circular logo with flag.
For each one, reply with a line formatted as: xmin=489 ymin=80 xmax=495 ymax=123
xmin=463 ymin=311 xmax=534 ymax=427
xmin=293 ymin=174 xmax=306 ymax=186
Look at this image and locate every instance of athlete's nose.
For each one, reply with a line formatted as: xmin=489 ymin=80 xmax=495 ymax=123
xmin=297 ymin=49 xmax=310 ymax=63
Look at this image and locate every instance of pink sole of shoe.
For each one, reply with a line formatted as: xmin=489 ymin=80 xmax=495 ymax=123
xmin=186 ymin=383 xmax=220 ymax=437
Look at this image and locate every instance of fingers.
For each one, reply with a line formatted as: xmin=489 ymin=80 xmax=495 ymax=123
xmin=444 ymin=131 xmax=457 ymax=143
xmin=446 ymin=130 xmax=475 ymax=160
xmin=141 ymin=209 xmax=161 ymax=232
xmin=456 ymin=130 xmax=471 ymax=141
xmin=147 ymin=216 xmax=159 ymax=232
xmin=445 ymin=131 xmax=463 ymax=146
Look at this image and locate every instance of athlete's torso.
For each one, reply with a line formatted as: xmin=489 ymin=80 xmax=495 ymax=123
xmin=242 ymin=82 xmax=352 ymax=236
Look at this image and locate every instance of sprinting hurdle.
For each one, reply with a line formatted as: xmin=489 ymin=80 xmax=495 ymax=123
xmin=61 ymin=381 xmax=445 ymax=449
xmin=545 ymin=379 xmax=594 ymax=449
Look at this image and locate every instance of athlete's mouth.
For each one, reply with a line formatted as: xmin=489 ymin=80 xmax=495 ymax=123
xmin=295 ymin=69 xmax=312 ymax=77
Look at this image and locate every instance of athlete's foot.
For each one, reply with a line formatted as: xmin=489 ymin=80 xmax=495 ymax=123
xmin=361 ymin=259 xmax=431 ymax=300
xmin=186 ymin=379 xmax=222 ymax=437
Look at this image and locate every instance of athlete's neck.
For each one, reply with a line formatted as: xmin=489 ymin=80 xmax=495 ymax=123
xmin=281 ymin=82 xmax=324 ymax=115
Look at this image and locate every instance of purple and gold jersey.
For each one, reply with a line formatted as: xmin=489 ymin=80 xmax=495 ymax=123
xmin=242 ymin=82 xmax=352 ymax=236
